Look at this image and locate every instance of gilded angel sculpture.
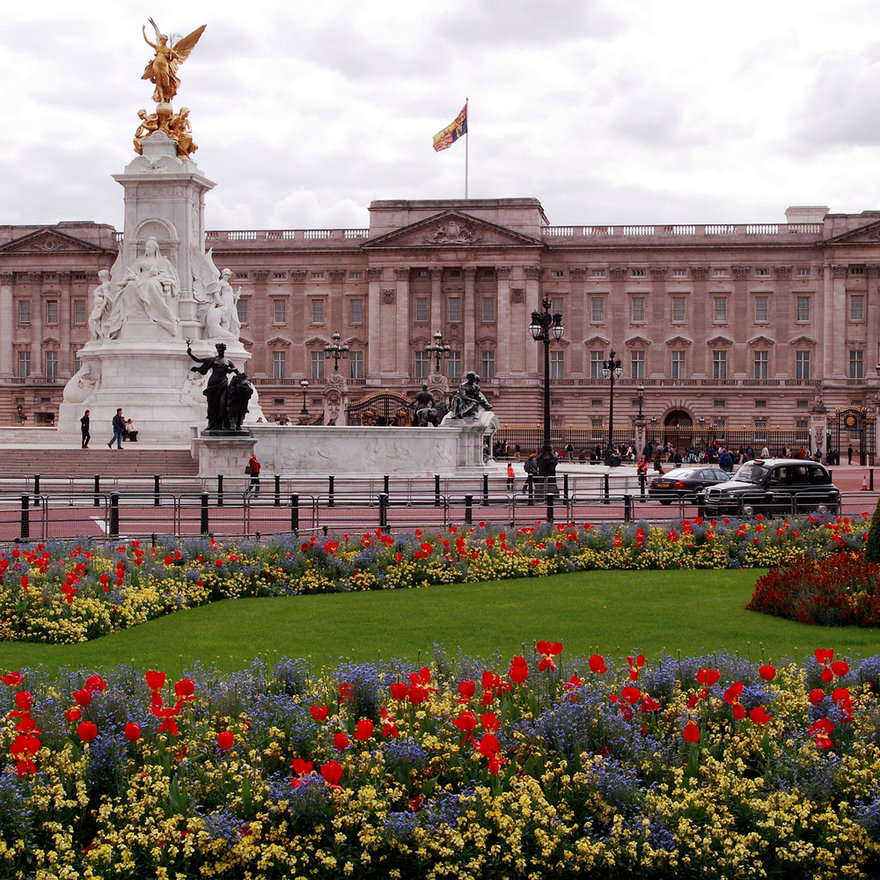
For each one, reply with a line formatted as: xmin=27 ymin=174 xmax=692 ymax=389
xmin=142 ymin=18 xmax=206 ymax=105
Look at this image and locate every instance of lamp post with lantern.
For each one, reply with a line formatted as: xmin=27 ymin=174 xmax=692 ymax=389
xmin=601 ymin=351 xmax=622 ymax=465
xmin=529 ymin=297 xmax=564 ymax=493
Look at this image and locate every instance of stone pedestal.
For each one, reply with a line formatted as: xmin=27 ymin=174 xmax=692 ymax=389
xmin=194 ymin=433 xmax=256 ymax=477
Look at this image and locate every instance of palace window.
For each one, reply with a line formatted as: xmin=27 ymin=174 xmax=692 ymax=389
xmin=671 ymin=350 xmax=686 ymax=380
xmin=273 ymin=299 xmax=286 ymax=324
xmin=481 ymin=350 xmax=496 ymax=379
xmin=272 ymin=351 xmax=286 ymax=379
xmin=550 ymin=351 xmax=564 ymax=379
xmin=713 ymin=296 xmax=728 ymax=322
xmin=630 ymin=350 xmax=645 ymax=380
xmin=73 ymin=299 xmax=86 ymax=325
xmin=590 ymin=350 xmax=603 ymax=379
xmin=753 ymin=351 xmax=769 ymax=380
xmin=481 ymin=297 xmax=496 ymax=323
xmin=236 ymin=299 xmax=248 ymax=324
xmin=414 ymin=351 xmax=430 ymax=379
xmin=754 ymin=296 xmax=768 ymax=322
xmin=795 ymin=350 xmax=810 ymax=380
xmin=796 ymin=296 xmax=811 ymax=322
xmin=45 ymin=300 xmax=58 ymax=325
xmin=712 ymin=350 xmax=727 ymax=380
xmin=414 ymin=297 xmax=429 ymax=323
xmin=16 ymin=351 xmax=30 ymax=378
xmin=671 ymin=296 xmax=686 ymax=322
xmin=447 ymin=350 xmax=461 ymax=379
xmin=447 ymin=296 xmax=462 ymax=323
xmin=17 ymin=300 xmax=30 ymax=325
xmin=310 ymin=299 xmax=324 ymax=324
xmin=44 ymin=351 xmax=58 ymax=378
xmin=849 ymin=349 xmax=864 ymax=379
xmin=631 ymin=296 xmax=645 ymax=323
xmin=349 ymin=297 xmax=363 ymax=324
xmin=850 ymin=294 xmax=865 ymax=322
xmin=349 ymin=351 xmax=363 ymax=379
xmin=310 ymin=350 xmax=324 ymax=380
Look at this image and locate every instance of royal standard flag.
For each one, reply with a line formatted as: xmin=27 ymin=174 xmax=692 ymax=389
xmin=433 ymin=103 xmax=468 ymax=152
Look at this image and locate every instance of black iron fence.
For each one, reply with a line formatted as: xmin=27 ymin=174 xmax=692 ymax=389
xmin=1 ymin=481 xmax=873 ymax=544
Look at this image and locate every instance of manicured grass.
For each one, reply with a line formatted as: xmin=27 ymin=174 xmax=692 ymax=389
xmin=1 ymin=568 xmax=878 ymax=675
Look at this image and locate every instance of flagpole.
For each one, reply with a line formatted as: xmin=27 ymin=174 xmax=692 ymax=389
xmin=464 ymin=98 xmax=469 ymax=199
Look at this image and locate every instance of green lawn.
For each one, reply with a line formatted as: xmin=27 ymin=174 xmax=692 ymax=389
xmin=1 ymin=568 xmax=879 ymax=675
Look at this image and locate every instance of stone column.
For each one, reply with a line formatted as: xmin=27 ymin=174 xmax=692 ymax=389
xmin=30 ymin=277 xmax=43 ymax=377
xmin=366 ymin=267 xmax=383 ymax=383
xmin=430 ymin=267 xmax=442 ymax=330
xmin=251 ymin=271 xmax=269 ymax=376
xmin=825 ymin=264 xmax=848 ymax=380
xmin=463 ymin=267 xmax=476 ymax=369
xmin=496 ymin=266 xmax=511 ymax=377
xmin=58 ymin=271 xmax=72 ymax=375
xmin=569 ymin=268 xmax=586 ymax=376
xmin=0 ymin=274 xmax=12 ymax=378
xmin=525 ymin=266 xmax=543 ymax=374
xmin=394 ymin=267 xmax=410 ymax=379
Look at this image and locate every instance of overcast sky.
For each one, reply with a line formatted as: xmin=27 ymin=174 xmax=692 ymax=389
xmin=5 ymin=0 xmax=880 ymax=232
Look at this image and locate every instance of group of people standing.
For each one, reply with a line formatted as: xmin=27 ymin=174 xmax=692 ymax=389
xmin=78 ymin=409 xmax=136 ymax=449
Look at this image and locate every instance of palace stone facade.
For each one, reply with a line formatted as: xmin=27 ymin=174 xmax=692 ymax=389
xmin=2 ymin=198 xmax=880 ymax=455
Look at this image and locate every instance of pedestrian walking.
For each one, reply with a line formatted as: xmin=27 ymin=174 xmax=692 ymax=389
xmin=506 ymin=462 xmax=515 ymax=491
xmin=108 ymin=408 xmax=125 ymax=449
xmin=80 ymin=410 xmax=90 ymax=448
xmin=247 ymin=452 xmax=261 ymax=496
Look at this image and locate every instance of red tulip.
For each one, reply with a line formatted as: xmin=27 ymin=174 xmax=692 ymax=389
xmin=588 ymin=654 xmax=607 ymax=674
xmin=216 ymin=730 xmax=234 ymax=750
xmin=508 ymin=656 xmax=528 ymax=684
xmin=333 ymin=732 xmax=350 ymax=751
xmin=458 ymin=679 xmax=476 ymax=702
xmin=695 ymin=668 xmax=720 ymax=688
xmin=453 ymin=710 xmax=478 ymax=745
xmin=1 ymin=670 xmax=24 ymax=687
xmin=724 ymin=682 xmax=744 ymax=705
xmin=72 ymin=688 xmax=92 ymax=707
xmin=145 ymin=670 xmax=166 ymax=692
xmin=809 ymin=688 xmax=826 ymax=706
xmin=77 ymin=721 xmax=98 ymax=743
xmin=65 ymin=707 xmax=82 ymax=723
xmin=320 ymin=760 xmax=343 ymax=789
xmin=124 ymin=722 xmax=141 ymax=742
xmin=310 ymin=705 xmax=329 ymax=722
xmin=683 ymin=721 xmax=700 ymax=743
xmin=354 ymin=719 xmax=374 ymax=741
xmin=749 ymin=706 xmax=772 ymax=724
xmin=758 ymin=664 xmax=776 ymax=681
xmin=175 ymin=678 xmax=195 ymax=700
xmin=390 ymin=682 xmax=408 ymax=701
xmin=536 ymin=640 xmax=564 ymax=672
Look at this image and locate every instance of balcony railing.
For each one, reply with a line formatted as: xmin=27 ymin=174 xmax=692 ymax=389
xmin=541 ymin=223 xmax=823 ymax=241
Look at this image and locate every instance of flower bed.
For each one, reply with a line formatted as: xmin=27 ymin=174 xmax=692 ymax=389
xmin=0 ymin=514 xmax=869 ymax=644
xmin=748 ymin=551 xmax=880 ymax=627
xmin=2 ymin=645 xmax=880 ymax=878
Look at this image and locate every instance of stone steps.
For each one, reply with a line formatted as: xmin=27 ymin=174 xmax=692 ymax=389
xmin=0 ymin=447 xmax=198 ymax=478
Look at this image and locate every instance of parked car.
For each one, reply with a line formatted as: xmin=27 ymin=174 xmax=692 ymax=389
xmin=697 ymin=459 xmax=840 ymax=517
xmin=648 ymin=467 xmax=731 ymax=504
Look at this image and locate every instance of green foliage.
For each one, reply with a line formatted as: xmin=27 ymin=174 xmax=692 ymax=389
xmin=865 ymin=495 xmax=880 ymax=564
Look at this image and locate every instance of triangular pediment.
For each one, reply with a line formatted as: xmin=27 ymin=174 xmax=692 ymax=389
xmin=362 ymin=210 xmax=545 ymax=250
xmin=584 ymin=334 xmax=611 ymax=347
xmin=789 ymin=335 xmax=816 ymax=347
xmin=707 ymin=334 xmax=734 ymax=347
xmin=267 ymin=335 xmax=292 ymax=346
xmin=749 ymin=335 xmax=775 ymax=347
xmin=0 ymin=227 xmax=109 ymax=255
xmin=826 ymin=219 xmax=880 ymax=245
xmin=625 ymin=334 xmax=651 ymax=348
xmin=665 ymin=335 xmax=692 ymax=347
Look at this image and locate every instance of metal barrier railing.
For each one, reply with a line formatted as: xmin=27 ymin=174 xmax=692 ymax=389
xmin=0 ymin=488 xmax=872 ymax=544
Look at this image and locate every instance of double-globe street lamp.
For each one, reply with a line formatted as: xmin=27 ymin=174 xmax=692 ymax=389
xmin=529 ymin=297 xmax=564 ymax=493
xmin=324 ymin=332 xmax=349 ymax=372
xmin=601 ymin=351 xmax=622 ymax=465
xmin=425 ymin=330 xmax=452 ymax=373
xmin=299 ymin=379 xmax=309 ymax=422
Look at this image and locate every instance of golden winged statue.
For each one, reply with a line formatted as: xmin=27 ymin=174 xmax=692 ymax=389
xmin=142 ymin=18 xmax=206 ymax=105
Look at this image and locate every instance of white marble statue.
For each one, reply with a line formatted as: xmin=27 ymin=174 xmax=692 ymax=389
xmin=192 ymin=247 xmax=241 ymax=342
xmin=88 ymin=270 xmax=123 ymax=340
xmin=62 ymin=363 xmax=98 ymax=404
xmin=112 ymin=237 xmax=180 ymax=336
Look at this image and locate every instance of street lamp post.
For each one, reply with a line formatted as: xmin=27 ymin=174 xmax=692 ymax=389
xmin=425 ymin=330 xmax=452 ymax=373
xmin=324 ymin=332 xmax=349 ymax=372
xmin=601 ymin=351 xmax=622 ymax=465
xmin=529 ymin=297 xmax=564 ymax=494
xmin=299 ymin=379 xmax=309 ymax=422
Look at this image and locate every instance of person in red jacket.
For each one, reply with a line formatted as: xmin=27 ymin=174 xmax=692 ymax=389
xmin=247 ymin=452 xmax=261 ymax=496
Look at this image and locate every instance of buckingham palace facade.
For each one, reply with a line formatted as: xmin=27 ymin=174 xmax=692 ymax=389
xmin=2 ymin=198 xmax=880 ymax=456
